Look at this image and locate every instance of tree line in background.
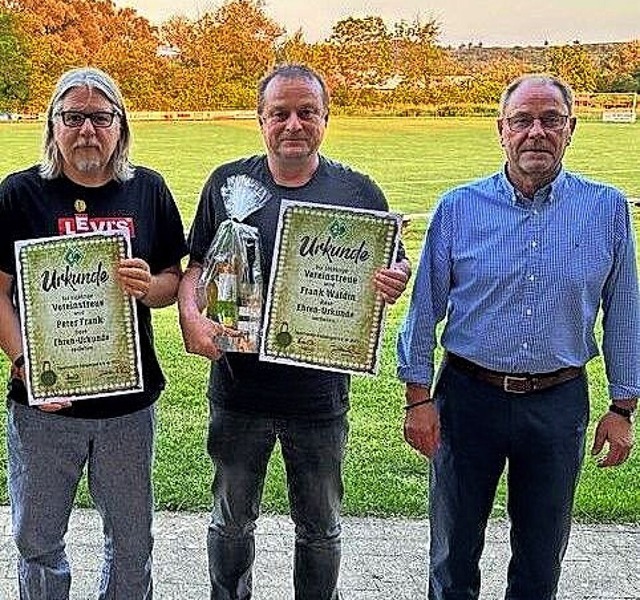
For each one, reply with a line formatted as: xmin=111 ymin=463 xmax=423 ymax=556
xmin=0 ymin=0 xmax=639 ymax=114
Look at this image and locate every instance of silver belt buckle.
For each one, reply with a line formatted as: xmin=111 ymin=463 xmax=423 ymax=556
xmin=503 ymin=375 xmax=529 ymax=393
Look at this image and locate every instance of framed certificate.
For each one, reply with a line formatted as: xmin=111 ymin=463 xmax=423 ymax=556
xmin=260 ymin=201 xmax=401 ymax=374
xmin=15 ymin=231 xmax=143 ymax=405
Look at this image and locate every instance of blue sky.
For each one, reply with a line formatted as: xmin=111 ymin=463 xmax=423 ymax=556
xmin=116 ymin=0 xmax=640 ymax=47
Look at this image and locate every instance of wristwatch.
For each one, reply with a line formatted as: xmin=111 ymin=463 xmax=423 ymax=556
xmin=609 ymin=403 xmax=635 ymax=423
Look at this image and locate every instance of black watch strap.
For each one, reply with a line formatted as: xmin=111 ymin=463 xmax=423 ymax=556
xmin=609 ymin=404 xmax=634 ymax=422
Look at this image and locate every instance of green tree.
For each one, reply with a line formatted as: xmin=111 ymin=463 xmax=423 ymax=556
xmin=392 ymin=17 xmax=446 ymax=87
xmin=391 ymin=16 xmax=460 ymax=104
xmin=601 ymin=40 xmax=640 ymax=92
xmin=2 ymin=0 xmax=166 ymax=110
xmin=277 ymin=29 xmax=315 ymax=64
xmin=161 ymin=0 xmax=282 ymax=110
xmin=546 ymin=44 xmax=599 ymax=92
xmin=464 ymin=57 xmax=533 ymax=105
xmin=94 ymin=7 xmax=168 ymax=111
xmin=0 ymin=10 xmax=29 ymax=110
xmin=328 ymin=16 xmax=393 ymax=91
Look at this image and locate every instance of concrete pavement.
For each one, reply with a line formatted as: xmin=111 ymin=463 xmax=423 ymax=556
xmin=0 ymin=506 xmax=638 ymax=599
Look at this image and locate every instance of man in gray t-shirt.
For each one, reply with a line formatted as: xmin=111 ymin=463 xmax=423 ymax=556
xmin=179 ymin=63 xmax=410 ymax=599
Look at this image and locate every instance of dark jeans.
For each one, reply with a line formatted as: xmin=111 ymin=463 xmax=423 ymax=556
xmin=206 ymin=406 xmax=348 ymax=600
xmin=429 ymin=363 xmax=589 ymax=600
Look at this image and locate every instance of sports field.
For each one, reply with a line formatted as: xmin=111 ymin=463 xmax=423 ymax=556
xmin=0 ymin=117 xmax=638 ymax=521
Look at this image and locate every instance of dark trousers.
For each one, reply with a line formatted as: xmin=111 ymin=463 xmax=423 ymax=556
xmin=429 ymin=362 xmax=589 ymax=600
xmin=206 ymin=406 xmax=347 ymax=600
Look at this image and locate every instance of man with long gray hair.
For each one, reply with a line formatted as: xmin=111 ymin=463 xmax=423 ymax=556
xmin=0 ymin=67 xmax=187 ymax=598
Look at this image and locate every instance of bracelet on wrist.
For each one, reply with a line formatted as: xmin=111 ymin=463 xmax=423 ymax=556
xmin=10 ymin=354 xmax=25 ymax=380
xmin=404 ymin=398 xmax=434 ymax=411
xmin=609 ymin=403 xmax=634 ymax=422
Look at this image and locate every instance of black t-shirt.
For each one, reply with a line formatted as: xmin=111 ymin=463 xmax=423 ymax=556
xmin=189 ymin=154 xmax=403 ymax=418
xmin=0 ymin=165 xmax=188 ymax=418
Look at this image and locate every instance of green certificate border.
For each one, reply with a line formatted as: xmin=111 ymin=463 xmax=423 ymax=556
xmin=15 ymin=232 xmax=143 ymax=405
xmin=260 ymin=201 xmax=401 ymax=375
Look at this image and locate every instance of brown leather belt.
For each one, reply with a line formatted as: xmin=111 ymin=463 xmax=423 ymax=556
xmin=446 ymin=353 xmax=583 ymax=394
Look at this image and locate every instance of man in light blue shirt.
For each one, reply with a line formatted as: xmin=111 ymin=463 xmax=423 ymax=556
xmin=397 ymin=74 xmax=639 ymax=600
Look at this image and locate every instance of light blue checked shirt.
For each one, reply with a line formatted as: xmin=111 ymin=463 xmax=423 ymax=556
xmin=397 ymin=168 xmax=640 ymax=400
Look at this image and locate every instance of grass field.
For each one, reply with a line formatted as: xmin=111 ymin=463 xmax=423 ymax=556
xmin=0 ymin=117 xmax=638 ymax=521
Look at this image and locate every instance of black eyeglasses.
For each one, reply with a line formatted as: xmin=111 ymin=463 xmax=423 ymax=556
xmin=57 ymin=110 xmax=118 ymax=128
xmin=504 ymin=113 xmax=569 ymax=132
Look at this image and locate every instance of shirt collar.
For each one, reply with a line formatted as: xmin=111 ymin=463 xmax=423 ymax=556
xmin=497 ymin=166 xmax=567 ymax=207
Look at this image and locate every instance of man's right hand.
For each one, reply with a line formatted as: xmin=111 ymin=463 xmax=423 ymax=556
xmin=179 ymin=311 xmax=230 ymax=362
xmin=178 ymin=263 xmax=231 ymax=362
xmin=38 ymin=400 xmax=73 ymax=412
xmin=403 ymin=384 xmax=440 ymax=458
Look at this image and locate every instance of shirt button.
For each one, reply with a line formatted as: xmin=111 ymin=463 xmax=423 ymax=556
xmin=522 ymin=342 xmax=529 ymax=349
xmin=526 ymin=309 xmax=532 ymax=316
xmin=531 ymin=241 xmax=538 ymax=248
xmin=529 ymin=274 xmax=535 ymax=281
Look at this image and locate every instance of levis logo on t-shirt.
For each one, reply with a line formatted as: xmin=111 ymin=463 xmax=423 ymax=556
xmin=58 ymin=214 xmax=136 ymax=237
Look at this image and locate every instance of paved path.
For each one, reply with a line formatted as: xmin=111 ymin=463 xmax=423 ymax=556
xmin=0 ymin=507 xmax=638 ymax=599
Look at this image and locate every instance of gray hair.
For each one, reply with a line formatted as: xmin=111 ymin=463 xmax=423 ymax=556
xmin=40 ymin=67 xmax=134 ymax=182
xmin=257 ymin=63 xmax=330 ymax=116
xmin=499 ymin=74 xmax=574 ymax=116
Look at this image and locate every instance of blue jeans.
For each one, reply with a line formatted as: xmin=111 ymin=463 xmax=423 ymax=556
xmin=7 ymin=400 xmax=156 ymax=600
xmin=207 ymin=406 xmax=348 ymax=600
xmin=429 ymin=363 xmax=589 ymax=600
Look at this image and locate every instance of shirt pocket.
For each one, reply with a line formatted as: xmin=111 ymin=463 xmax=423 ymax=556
xmin=576 ymin=233 xmax=614 ymax=294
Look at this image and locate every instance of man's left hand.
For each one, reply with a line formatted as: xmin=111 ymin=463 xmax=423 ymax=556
xmin=38 ymin=399 xmax=73 ymax=412
xmin=374 ymin=260 xmax=410 ymax=305
xmin=591 ymin=412 xmax=635 ymax=467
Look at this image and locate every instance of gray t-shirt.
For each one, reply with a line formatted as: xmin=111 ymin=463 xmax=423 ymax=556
xmin=189 ymin=154 xmax=400 ymax=418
